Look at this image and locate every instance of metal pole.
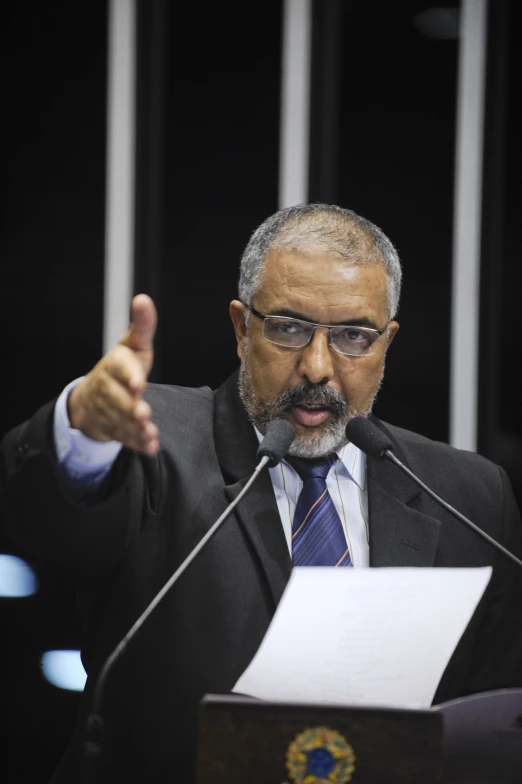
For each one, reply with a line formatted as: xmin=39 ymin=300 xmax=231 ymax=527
xmin=279 ymin=0 xmax=312 ymax=208
xmin=103 ymin=0 xmax=137 ymax=352
xmin=450 ymin=0 xmax=488 ymax=450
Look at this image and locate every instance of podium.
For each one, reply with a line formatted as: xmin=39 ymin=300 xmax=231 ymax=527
xmin=196 ymin=691 xmax=522 ymax=784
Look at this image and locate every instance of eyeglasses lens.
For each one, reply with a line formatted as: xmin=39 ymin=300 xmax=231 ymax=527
xmin=331 ymin=327 xmax=377 ymax=356
xmin=262 ymin=317 xmax=311 ymax=347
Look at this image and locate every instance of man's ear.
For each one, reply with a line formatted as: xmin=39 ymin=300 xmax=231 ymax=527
xmin=229 ymin=300 xmax=248 ymax=359
xmin=385 ymin=320 xmax=399 ymax=349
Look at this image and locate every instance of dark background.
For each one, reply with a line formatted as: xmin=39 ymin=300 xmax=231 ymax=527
xmin=1 ymin=1 xmax=520 ymax=781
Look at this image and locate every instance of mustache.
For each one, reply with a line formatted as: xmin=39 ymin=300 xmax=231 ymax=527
xmin=273 ymin=382 xmax=347 ymax=419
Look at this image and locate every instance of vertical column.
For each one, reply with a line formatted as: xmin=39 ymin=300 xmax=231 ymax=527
xmin=279 ymin=0 xmax=312 ymax=208
xmin=308 ymin=0 xmax=344 ymax=204
xmin=132 ymin=0 xmax=169 ymax=383
xmin=103 ymin=0 xmax=137 ymax=352
xmin=477 ymin=1 xmax=509 ymax=458
xmin=450 ymin=0 xmax=488 ymax=450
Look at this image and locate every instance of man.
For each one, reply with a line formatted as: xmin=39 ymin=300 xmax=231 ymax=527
xmin=2 ymin=204 xmax=522 ymax=783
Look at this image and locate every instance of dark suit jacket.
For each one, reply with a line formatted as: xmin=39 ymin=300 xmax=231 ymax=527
xmin=2 ymin=372 xmax=522 ymax=783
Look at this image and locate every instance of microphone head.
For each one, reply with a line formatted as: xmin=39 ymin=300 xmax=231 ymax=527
xmin=257 ymin=419 xmax=296 ymax=467
xmin=345 ymin=417 xmax=393 ymax=460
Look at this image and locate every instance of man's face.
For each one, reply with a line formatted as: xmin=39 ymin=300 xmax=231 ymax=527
xmin=230 ymin=248 xmax=399 ymax=457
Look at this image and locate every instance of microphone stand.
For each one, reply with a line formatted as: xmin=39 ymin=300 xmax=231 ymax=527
xmin=384 ymin=450 xmax=522 ymax=571
xmin=83 ymin=454 xmax=273 ymax=783
xmin=345 ymin=416 xmax=522 ymax=573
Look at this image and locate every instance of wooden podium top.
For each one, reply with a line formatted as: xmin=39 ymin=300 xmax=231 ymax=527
xmin=196 ymin=694 xmax=442 ymax=784
xmin=196 ymin=691 xmax=522 ymax=784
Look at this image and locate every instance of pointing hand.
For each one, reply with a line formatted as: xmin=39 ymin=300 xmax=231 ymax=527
xmin=67 ymin=294 xmax=159 ymax=455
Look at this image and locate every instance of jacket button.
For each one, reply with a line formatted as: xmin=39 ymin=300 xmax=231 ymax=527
xmin=16 ymin=443 xmax=29 ymax=461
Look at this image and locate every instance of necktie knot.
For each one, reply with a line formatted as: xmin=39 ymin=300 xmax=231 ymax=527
xmin=287 ymin=454 xmax=337 ymax=483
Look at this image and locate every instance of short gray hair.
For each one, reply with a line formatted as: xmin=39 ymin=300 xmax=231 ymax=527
xmin=238 ymin=203 xmax=402 ymax=319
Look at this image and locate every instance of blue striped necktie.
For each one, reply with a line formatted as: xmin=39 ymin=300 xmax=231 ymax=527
xmin=289 ymin=455 xmax=353 ymax=567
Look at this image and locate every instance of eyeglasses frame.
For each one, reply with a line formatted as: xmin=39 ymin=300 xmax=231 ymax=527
xmin=243 ymin=303 xmax=389 ymax=357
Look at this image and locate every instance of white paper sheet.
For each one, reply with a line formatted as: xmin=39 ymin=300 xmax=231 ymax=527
xmin=233 ymin=567 xmax=492 ymax=709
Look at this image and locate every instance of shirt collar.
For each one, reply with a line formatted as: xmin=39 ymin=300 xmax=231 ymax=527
xmin=254 ymin=425 xmax=366 ymax=490
xmin=336 ymin=440 xmax=366 ymax=490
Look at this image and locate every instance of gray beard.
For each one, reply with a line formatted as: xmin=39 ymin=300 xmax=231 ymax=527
xmin=238 ymin=345 xmax=384 ymax=458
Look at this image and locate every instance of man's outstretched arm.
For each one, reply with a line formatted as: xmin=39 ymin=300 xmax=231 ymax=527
xmin=0 ymin=295 xmax=160 ymax=573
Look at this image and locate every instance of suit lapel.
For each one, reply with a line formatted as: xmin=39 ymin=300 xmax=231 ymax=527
xmin=214 ymin=373 xmax=292 ymax=607
xmin=367 ymin=418 xmax=442 ymax=566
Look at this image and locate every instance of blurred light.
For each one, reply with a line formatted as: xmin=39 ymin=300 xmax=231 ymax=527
xmin=413 ymin=8 xmax=460 ymax=40
xmin=41 ymin=650 xmax=87 ymax=692
xmin=0 ymin=554 xmax=38 ymax=597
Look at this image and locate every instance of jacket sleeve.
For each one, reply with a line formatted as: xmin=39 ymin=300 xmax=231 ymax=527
xmin=0 ymin=399 xmax=147 ymax=580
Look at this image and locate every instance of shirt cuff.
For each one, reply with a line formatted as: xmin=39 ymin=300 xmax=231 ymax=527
xmin=54 ymin=378 xmax=123 ymax=483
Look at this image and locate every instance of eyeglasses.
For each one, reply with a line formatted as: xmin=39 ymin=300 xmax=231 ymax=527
xmin=245 ymin=304 xmax=387 ymax=357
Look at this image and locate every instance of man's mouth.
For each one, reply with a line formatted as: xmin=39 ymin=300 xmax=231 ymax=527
xmin=291 ymin=400 xmax=332 ymax=427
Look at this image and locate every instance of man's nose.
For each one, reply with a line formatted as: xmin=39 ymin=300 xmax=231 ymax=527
xmin=297 ymin=328 xmax=335 ymax=384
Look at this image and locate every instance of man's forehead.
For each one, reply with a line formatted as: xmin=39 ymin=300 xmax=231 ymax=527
xmin=265 ymin=245 xmax=384 ymax=270
xmin=260 ymin=247 xmax=387 ymax=291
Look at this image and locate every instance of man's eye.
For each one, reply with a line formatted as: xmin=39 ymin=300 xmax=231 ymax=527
xmin=339 ymin=328 xmax=368 ymax=343
xmin=271 ymin=320 xmax=306 ymax=334
xmin=335 ymin=328 xmax=376 ymax=352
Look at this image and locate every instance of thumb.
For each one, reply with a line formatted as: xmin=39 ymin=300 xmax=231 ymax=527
xmin=120 ymin=294 xmax=157 ymax=354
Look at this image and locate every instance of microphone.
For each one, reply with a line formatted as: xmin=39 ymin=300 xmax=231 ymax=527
xmin=83 ymin=418 xmax=295 ymax=782
xmin=345 ymin=417 xmax=522 ymax=571
xmin=345 ymin=416 xmax=393 ymax=460
xmin=256 ymin=418 xmax=296 ymax=467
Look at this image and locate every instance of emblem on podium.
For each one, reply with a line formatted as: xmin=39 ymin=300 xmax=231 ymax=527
xmin=284 ymin=726 xmax=356 ymax=783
